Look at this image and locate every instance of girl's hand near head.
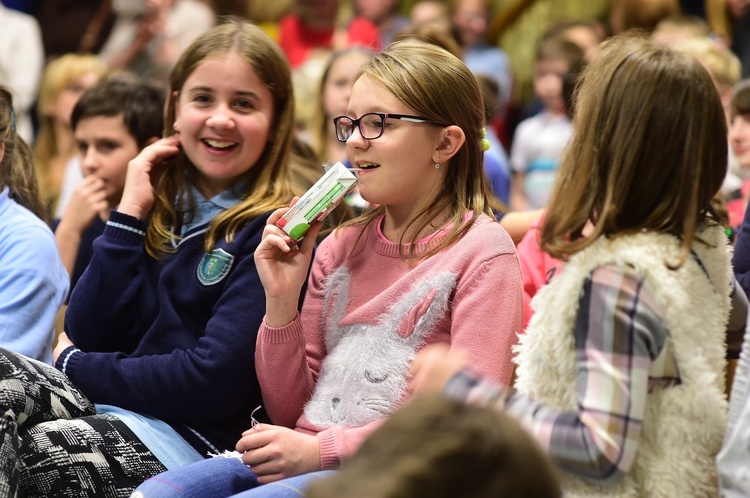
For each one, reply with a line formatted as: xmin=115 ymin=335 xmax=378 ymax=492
xmin=254 ymin=200 xmax=323 ymax=327
xmin=118 ymin=135 xmax=181 ymax=220
xmin=236 ymin=424 xmax=321 ymax=484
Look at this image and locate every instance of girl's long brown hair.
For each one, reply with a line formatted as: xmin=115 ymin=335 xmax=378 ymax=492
xmin=541 ymin=34 xmax=727 ymax=265
xmin=147 ymin=19 xmax=296 ymax=257
xmin=0 ymin=86 xmax=46 ymax=220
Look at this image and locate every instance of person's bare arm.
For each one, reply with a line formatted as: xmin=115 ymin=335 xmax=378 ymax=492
xmin=510 ymin=171 xmax=528 ymax=212
xmin=500 ymin=209 xmax=543 ymax=245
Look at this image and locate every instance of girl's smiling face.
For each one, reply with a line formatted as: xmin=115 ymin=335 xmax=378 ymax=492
xmin=174 ymin=52 xmax=274 ymax=199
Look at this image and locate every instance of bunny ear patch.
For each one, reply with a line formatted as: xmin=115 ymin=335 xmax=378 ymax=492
xmin=304 ymin=270 xmax=457 ymax=429
xmin=387 ymin=272 xmax=457 ymax=345
xmin=322 ymin=266 xmax=353 ymax=350
xmin=397 ymin=287 xmax=441 ymax=340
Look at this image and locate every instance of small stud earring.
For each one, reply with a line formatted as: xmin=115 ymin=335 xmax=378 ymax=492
xmin=435 ymin=163 xmax=440 ymax=169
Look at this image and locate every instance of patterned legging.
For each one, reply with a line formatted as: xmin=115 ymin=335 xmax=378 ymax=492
xmin=0 ymin=348 xmax=167 ymax=498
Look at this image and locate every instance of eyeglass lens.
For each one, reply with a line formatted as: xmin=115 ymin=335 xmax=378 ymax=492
xmin=336 ymin=113 xmax=385 ymax=141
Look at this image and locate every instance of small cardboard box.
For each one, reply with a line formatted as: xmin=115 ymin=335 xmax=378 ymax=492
xmin=276 ymin=162 xmax=357 ymax=240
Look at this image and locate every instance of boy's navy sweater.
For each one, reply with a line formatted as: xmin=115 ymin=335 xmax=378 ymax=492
xmin=50 ymin=216 xmax=105 ymax=298
xmin=56 ymin=209 xmax=270 ymax=455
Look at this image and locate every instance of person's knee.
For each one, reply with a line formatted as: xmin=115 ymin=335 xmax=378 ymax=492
xmin=133 ymin=456 xmax=257 ymax=498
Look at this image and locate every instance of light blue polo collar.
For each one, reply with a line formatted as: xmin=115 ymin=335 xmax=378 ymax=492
xmin=179 ymin=183 xmax=245 ymax=236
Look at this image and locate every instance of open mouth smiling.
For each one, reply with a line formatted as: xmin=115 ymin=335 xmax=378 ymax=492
xmin=202 ymin=138 xmax=238 ymax=151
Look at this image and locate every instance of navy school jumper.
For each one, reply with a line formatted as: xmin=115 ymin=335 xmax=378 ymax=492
xmin=57 ymin=209 xmax=273 ymax=455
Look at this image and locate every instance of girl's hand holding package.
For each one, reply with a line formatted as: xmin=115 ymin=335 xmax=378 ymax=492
xmin=118 ymin=134 xmax=181 ymax=219
xmin=254 ymin=200 xmax=322 ymax=327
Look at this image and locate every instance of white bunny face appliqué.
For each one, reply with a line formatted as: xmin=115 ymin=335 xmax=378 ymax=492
xmin=303 ymin=267 xmax=456 ymax=428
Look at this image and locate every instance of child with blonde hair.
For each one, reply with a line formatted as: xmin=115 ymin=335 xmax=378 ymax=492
xmin=34 ymin=53 xmax=108 ymax=217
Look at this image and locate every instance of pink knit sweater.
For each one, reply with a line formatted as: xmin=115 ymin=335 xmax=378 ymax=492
xmin=255 ymin=214 xmax=523 ymax=469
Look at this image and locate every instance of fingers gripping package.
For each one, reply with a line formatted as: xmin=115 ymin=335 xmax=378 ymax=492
xmin=276 ymin=162 xmax=357 ymax=240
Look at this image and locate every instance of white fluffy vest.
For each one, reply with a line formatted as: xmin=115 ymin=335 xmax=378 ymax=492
xmin=515 ymin=226 xmax=731 ymax=497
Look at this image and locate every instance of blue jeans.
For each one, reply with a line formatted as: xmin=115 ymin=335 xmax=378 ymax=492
xmin=132 ymin=456 xmax=336 ymax=498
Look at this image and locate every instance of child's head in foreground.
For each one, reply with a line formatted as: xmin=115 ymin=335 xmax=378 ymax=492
xmin=305 ymin=395 xmax=562 ymax=498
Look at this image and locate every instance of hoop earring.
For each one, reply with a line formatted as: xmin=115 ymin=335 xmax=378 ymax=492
xmin=434 ymin=163 xmax=440 ymax=169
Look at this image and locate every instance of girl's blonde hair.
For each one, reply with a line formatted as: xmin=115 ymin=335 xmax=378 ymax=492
xmin=34 ymin=53 xmax=108 ymax=212
xmin=541 ymin=34 xmax=727 ymax=264
xmin=345 ymin=40 xmax=497 ymax=261
xmin=0 ymin=86 xmax=45 ymax=220
xmin=150 ymin=19 xmax=296 ymax=257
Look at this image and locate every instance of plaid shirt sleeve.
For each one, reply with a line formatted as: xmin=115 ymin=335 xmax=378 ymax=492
xmin=444 ymin=263 xmax=673 ymax=484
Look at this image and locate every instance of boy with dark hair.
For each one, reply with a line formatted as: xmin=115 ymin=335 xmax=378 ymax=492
xmin=53 ymin=76 xmax=164 ymax=293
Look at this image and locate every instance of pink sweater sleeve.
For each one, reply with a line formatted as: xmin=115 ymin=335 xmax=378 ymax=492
xmin=316 ymin=419 xmax=387 ymax=469
xmin=450 ymin=252 xmax=523 ymax=385
xmin=255 ymin=243 xmax=333 ymax=428
xmin=255 ymin=318 xmax=312 ymax=428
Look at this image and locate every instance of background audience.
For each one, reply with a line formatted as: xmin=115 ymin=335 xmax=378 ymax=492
xmin=0 ymin=2 xmax=749 ymax=497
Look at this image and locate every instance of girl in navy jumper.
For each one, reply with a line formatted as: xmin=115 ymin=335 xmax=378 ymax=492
xmin=0 ymin=19 xmax=298 ymax=497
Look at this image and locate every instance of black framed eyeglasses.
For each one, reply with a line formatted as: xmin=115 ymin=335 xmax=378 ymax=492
xmin=333 ymin=112 xmax=447 ymax=142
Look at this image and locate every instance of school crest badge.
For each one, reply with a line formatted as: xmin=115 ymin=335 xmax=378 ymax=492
xmin=197 ymin=248 xmax=234 ymax=286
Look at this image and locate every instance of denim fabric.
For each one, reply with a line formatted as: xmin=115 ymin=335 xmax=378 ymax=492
xmin=232 ymin=471 xmax=336 ymax=498
xmin=133 ymin=456 xmax=336 ymax=498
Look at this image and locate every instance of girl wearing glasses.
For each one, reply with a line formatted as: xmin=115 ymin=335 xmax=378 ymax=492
xmin=134 ymin=40 xmax=523 ymax=497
